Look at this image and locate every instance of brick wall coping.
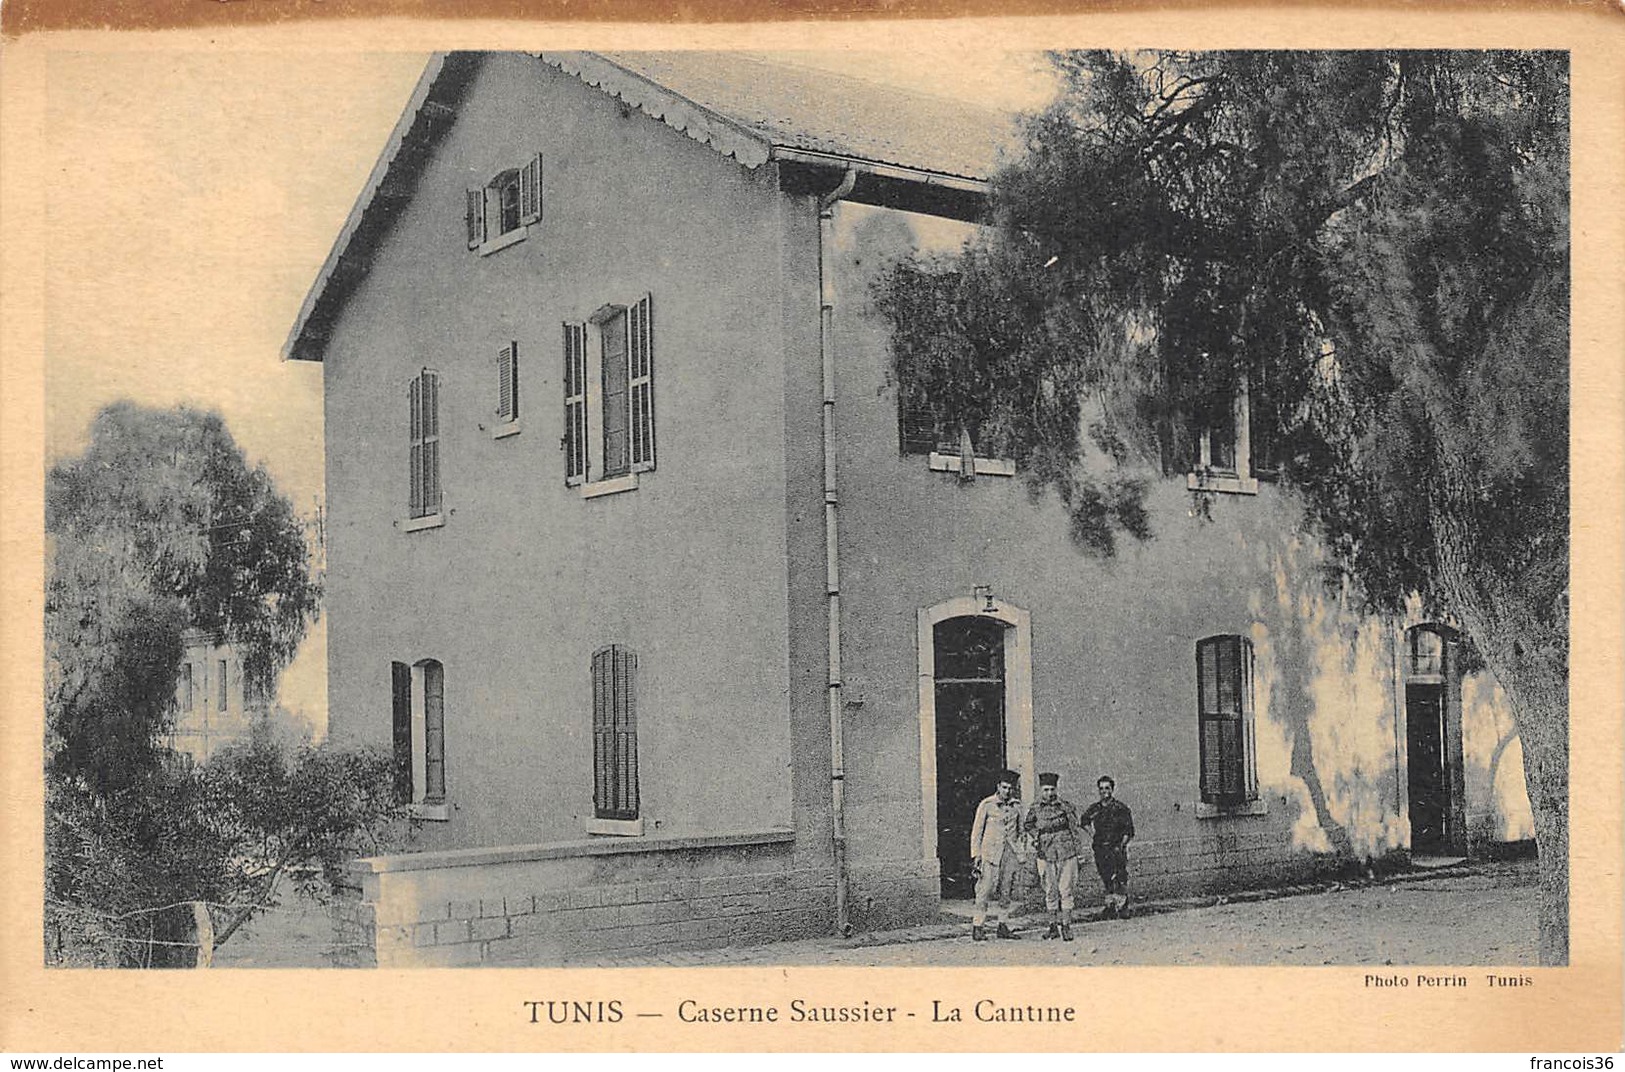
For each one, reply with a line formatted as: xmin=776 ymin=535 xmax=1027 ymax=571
xmin=349 ymin=829 xmax=796 ymax=875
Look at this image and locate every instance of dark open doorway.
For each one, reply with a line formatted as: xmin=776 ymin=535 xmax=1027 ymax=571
xmin=934 ymin=616 xmax=1006 ymax=899
xmin=1405 ymin=626 xmax=1465 ymax=856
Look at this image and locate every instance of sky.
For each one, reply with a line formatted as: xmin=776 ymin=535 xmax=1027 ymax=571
xmin=42 ymin=47 xmax=1058 ymax=726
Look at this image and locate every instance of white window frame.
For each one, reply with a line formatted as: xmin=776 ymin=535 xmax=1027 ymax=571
xmin=1187 ymin=374 xmax=1259 ymax=495
xmin=567 ymin=293 xmax=654 ymax=499
xmin=468 ymin=153 xmax=542 ymax=257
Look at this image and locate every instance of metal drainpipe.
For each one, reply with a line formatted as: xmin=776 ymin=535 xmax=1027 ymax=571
xmin=818 ymin=167 xmax=858 ymax=939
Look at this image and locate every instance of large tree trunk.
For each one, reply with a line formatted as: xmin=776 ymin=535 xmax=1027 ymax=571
xmin=1430 ymin=491 xmax=1569 ymax=965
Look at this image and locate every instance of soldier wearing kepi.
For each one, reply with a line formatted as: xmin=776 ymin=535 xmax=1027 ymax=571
xmin=1023 ymin=772 xmax=1082 ymax=941
xmin=968 ymin=769 xmax=1027 ymax=942
xmin=1081 ymin=775 xmax=1136 ymax=919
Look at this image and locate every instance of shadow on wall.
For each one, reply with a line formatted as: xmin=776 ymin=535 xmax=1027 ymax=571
xmin=1249 ymin=535 xmax=1406 ymax=865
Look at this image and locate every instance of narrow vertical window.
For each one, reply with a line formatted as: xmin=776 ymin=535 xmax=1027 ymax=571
xmin=496 ymin=341 xmax=519 ymax=423
xmin=180 ymin=663 xmax=194 ymax=713
xmin=1196 ymin=635 xmax=1258 ymax=805
xmin=629 ymin=294 xmax=656 ymax=472
xmin=563 ymin=323 xmax=588 ymax=485
xmin=421 ymin=660 xmax=446 ymax=804
xmin=600 ymin=309 xmax=630 ymax=479
xmin=218 ymin=659 xmax=229 ymax=711
xmin=409 ymin=369 xmax=441 ymax=518
xmin=391 ymin=662 xmax=412 ymax=804
xmin=592 ymin=645 xmax=639 ymax=821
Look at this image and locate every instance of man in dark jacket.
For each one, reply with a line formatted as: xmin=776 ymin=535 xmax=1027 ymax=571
xmin=1081 ymin=775 xmax=1135 ymax=919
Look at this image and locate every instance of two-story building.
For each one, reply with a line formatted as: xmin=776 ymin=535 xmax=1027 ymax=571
xmin=285 ymin=51 xmax=1534 ymax=966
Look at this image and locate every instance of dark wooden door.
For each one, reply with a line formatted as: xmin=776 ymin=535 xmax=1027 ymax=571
xmin=934 ymin=617 xmax=1006 ymax=899
xmin=1407 ymin=683 xmax=1448 ymax=852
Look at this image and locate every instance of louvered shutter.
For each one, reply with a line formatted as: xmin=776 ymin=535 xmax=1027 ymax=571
xmin=563 ymin=324 xmax=588 ymax=484
xmin=423 ymin=662 xmax=445 ymax=803
xmin=592 ymin=645 xmax=639 ymax=820
xmin=1197 ymin=636 xmax=1254 ymax=805
xmin=629 ymin=294 xmax=656 ymax=472
xmin=898 ymin=389 xmax=937 ymax=456
xmin=408 ymin=377 xmax=424 ymax=517
xmin=1159 ymin=412 xmax=1195 ymax=476
xmin=421 ymin=371 xmax=441 ymax=514
xmin=497 ymin=342 xmax=518 ymax=422
xmin=615 ymin=647 xmax=639 ymax=818
xmin=520 ymin=153 xmax=543 ymax=225
xmin=466 ymin=188 xmax=485 ymax=250
xmin=391 ymin=662 xmax=413 ymax=803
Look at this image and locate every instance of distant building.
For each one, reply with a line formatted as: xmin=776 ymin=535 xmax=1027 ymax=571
xmin=287 ymin=51 xmax=1535 ymax=967
xmin=167 ymin=630 xmax=263 ymax=765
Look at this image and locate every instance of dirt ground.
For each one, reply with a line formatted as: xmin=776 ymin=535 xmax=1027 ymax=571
xmin=213 ymin=857 xmax=1541 ymax=968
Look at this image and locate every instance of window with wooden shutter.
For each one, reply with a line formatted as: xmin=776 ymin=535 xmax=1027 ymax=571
xmin=421 ymin=660 xmax=446 ymax=804
xmin=465 ymin=188 xmax=485 ymax=250
xmin=600 ymin=308 xmax=631 ymax=479
xmin=409 ymin=369 xmax=442 ymax=518
xmin=592 ymin=645 xmax=639 ymax=821
xmin=180 ymin=663 xmax=194 ymax=713
xmin=629 ymin=294 xmax=655 ymax=472
xmin=520 ymin=152 xmax=542 ymax=225
xmin=1196 ymin=635 xmax=1258 ymax=805
xmin=563 ymin=323 xmax=588 ymax=485
xmin=218 ymin=659 xmax=229 ymax=711
xmin=496 ymin=342 xmax=519 ymax=423
xmin=391 ymin=661 xmax=413 ymax=804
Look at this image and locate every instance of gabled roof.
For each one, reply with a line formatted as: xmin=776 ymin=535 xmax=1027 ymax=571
xmin=285 ymin=51 xmax=1016 ymax=363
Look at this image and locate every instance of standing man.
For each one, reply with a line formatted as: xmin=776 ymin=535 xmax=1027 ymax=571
xmin=968 ymin=769 xmax=1026 ymax=942
xmin=1081 ymin=775 xmax=1135 ymax=919
xmin=1023 ymin=772 xmax=1081 ymax=941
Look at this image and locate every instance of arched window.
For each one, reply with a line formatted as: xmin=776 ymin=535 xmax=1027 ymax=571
xmin=1196 ymin=635 xmax=1258 ymax=805
xmin=592 ymin=645 xmax=640 ymax=821
xmin=390 ymin=658 xmax=448 ymax=812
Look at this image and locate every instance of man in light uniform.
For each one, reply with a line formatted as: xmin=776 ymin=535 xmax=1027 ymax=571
xmin=968 ymin=769 xmax=1027 ymax=941
xmin=1023 ymin=772 xmax=1082 ymax=941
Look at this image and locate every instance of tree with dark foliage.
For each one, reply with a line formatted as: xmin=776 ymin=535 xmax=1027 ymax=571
xmin=45 ymin=403 xmax=398 ymax=966
xmin=874 ymin=50 xmax=1569 ymax=963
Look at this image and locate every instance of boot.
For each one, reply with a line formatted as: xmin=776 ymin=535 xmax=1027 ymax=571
xmin=972 ymin=924 xmax=987 ymax=942
xmin=996 ymin=922 xmax=1019 ymax=940
xmin=1060 ymin=923 xmax=1074 ymax=941
xmin=1042 ymin=922 xmax=1060 ymax=940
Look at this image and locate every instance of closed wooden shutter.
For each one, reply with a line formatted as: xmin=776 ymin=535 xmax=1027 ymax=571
xmin=409 ymin=377 xmax=423 ymax=516
xmin=897 ymin=388 xmax=938 ymax=456
xmin=592 ymin=645 xmax=639 ymax=820
xmin=466 ymin=188 xmax=485 ymax=249
xmin=601 ymin=309 xmax=630 ymax=479
xmin=1197 ymin=636 xmax=1255 ymax=804
xmin=391 ymin=662 xmax=412 ymax=803
xmin=520 ymin=153 xmax=543 ymax=225
xmin=421 ymin=371 xmax=441 ymax=514
xmin=422 ymin=662 xmax=445 ymax=803
xmin=497 ymin=342 xmax=518 ymax=422
xmin=563 ymin=324 xmax=588 ymax=484
xmin=629 ymin=294 xmax=655 ymax=472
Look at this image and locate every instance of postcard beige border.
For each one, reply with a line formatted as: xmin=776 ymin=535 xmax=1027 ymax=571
xmin=1 ymin=10 xmax=1620 ymax=1053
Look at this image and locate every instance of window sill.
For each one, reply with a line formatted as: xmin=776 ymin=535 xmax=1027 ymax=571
xmin=477 ymin=226 xmax=529 ymax=256
xmin=927 ymin=452 xmax=1016 ymax=478
xmin=407 ymin=802 xmax=451 ymax=822
xmin=1187 ymin=471 xmax=1259 ymax=495
xmin=584 ymin=817 xmax=645 ymax=837
xmin=1195 ymin=799 xmax=1268 ymax=819
xmin=401 ymin=513 xmax=445 ymax=532
xmin=491 ymin=421 xmax=521 ymax=440
xmin=578 ymin=473 xmax=639 ymax=499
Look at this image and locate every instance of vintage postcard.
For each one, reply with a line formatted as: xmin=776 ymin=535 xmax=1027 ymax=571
xmin=1 ymin=4 xmax=1620 ymax=1054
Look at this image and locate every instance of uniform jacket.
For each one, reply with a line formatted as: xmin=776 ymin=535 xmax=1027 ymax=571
xmin=1023 ymin=798 xmax=1083 ymax=862
xmin=969 ymin=793 xmax=1026 ymax=865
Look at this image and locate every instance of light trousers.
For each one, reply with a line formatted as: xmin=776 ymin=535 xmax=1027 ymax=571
xmin=1037 ymin=856 xmax=1077 ymax=915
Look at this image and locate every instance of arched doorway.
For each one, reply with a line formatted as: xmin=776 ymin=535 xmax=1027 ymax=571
xmin=1404 ymin=625 xmax=1466 ymax=856
xmin=917 ymin=597 xmax=1034 ymax=900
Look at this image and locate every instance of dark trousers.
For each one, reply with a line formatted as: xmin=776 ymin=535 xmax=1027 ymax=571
xmin=1094 ymin=844 xmax=1129 ymax=894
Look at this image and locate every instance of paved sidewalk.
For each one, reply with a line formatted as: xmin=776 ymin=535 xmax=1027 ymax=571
xmin=563 ymin=857 xmax=1540 ymax=967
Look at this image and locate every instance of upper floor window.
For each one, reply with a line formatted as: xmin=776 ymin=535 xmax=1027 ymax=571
xmin=408 ymin=369 xmax=442 ymax=521
xmin=1196 ymin=634 xmax=1258 ymax=806
xmin=217 ymin=658 xmax=230 ymax=711
xmin=178 ymin=663 xmax=194 ymax=713
xmin=563 ymin=294 xmax=656 ymax=494
xmin=591 ymin=645 xmax=640 ymax=827
xmin=391 ymin=658 xmax=448 ymax=818
xmin=466 ymin=153 xmax=542 ymax=255
xmin=896 ymin=390 xmax=1016 ymax=479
